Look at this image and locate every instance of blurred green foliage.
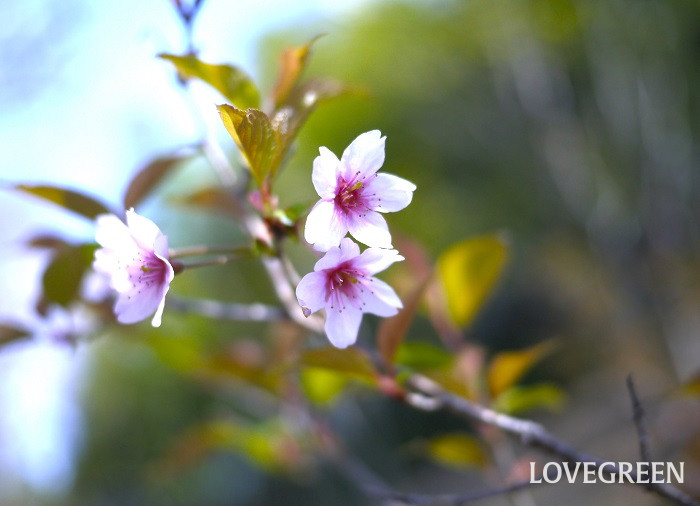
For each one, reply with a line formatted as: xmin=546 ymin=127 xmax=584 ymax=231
xmin=45 ymin=0 xmax=700 ymax=504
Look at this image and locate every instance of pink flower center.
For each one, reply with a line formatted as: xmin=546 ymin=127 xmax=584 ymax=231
xmin=334 ymin=172 xmax=376 ymax=215
xmin=128 ymin=250 xmax=168 ymax=293
xmin=324 ymin=262 xmax=371 ymax=312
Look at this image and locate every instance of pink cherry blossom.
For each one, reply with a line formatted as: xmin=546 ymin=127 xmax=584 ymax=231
xmin=93 ymin=209 xmax=175 ymax=327
xmin=296 ymin=238 xmax=404 ymax=348
xmin=304 ymin=130 xmax=416 ymax=251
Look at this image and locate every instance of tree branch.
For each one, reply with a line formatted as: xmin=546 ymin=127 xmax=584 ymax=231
xmin=167 ymin=296 xmax=287 ymax=322
xmin=404 ymin=374 xmax=698 ymax=506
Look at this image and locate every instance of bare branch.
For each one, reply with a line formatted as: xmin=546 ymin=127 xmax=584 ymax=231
xmin=405 ymin=375 xmax=698 ymax=506
xmin=626 ymin=374 xmax=652 ymax=465
xmin=167 ymin=296 xmax=287 ymax=322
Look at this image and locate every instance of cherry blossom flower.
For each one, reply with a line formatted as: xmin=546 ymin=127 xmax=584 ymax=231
xmin=93 ymin=209 xmax=175 ymax=327
xmin=304 ymin=130 xmax=416 ymax=251
xmin=296 ymin=238 xmax=404 ymax=348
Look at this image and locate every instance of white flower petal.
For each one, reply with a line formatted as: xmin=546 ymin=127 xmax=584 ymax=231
xmin=340 ymin=130 xmax=385 ymax=180
xmin=355 ymin=247 xmax=404 ymax=275
xmin=312 ymin=147 xmax=340 ymax=198
xmin=324 ymin=305 xmax=363 ymax=348
xmin=346 ymin=211 xmax=392 ymax=249
xmin=95 ymin=214 xmax=135 ymax=251
xmin=125 ymin=209 xmax=161 ymax=250
xmin=304 ymin=200 xmax=347 ymax=251
xmin=295 ymin=271 xmax=328 ymax=314
xmin=361 ymin=277 xmax=403 ymax=317
xmin=366 ymin=173 xmax=416 ymax=213
xmin=150 ymin=284 xmax=171 ymax=327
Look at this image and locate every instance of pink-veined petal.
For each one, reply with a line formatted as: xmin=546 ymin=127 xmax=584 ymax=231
xmin=312 ymin=147 xmax=340 ymax=199
xmin=324 ymin=304 xmax=363 ymax=349
xmin=125 ymin=209 xmax=162 ymax=250
xmin=355 ymin=247 xmax=404 ymax=275
xmin=296 ymin=271 xmax=328 ymax=314
xmin=366 ymin=173 xmax=416 ymax=213
xmin=347 ymin=211 xmax=392 ymax=249
xmin=361 ymin=277 xmax=403 ymax=317
xmin=304 ymin=200 xmax=347 ymax=251
xmin=113 ymin=285 xmax=164 ymax=324
xmin=340 ymin=130 xmax=385 ymax=180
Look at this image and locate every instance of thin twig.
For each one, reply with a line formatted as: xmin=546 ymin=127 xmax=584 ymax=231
xmin=167 ymin=296 xmax=288 ymax=322
xmin=626 ymin=374 xmax=652 ymax=465
xmin=405 ymin=375 xmax=698 ymax=506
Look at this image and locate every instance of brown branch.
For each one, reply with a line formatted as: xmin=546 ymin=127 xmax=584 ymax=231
xmin=404 ymin=374 xmax=698 ymax=506
xmin=626 ymin=374 xmax=652 ymax=464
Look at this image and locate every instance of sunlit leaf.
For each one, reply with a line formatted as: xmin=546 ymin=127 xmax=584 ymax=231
xmin=493 ymin=383 xmax=566 ymax=414
xmin=42 ymin=243 xmax=98 ymax=307
xmin=148 ymin=335 xmax=208 ymax=374
xmin=0 ymin=324 xmax=30 ymax=346
xmin=159 ymin=53 xmax=260 ymax=109
xmin=272 ymin=35 xmax=324 ymax=109
xmin=377 ymin=274 xmax=431 ymax=367
xmin=124 ymin=153 xmax=192 ymax=209
xmin=394 ymin=341 xmax=453 ymax=370
xmin=175 ymin=186 xmax=244 ymax=217
xmin=217 ymin=105 xmax=282 ymax=187
xmin=437 ymin=234 xmax=509 ymax=327
xmin=300 ymin=347 xmax=376 ymax=383
xmin=14 ymin=184 xmax=112 ymax=220
xmin=487 ymin=340 xmax=555 ymax=397
xmin=300 ymin=367 xmax=350 ymax=406
xmin=425 ymin=432 xmax=487 ymax=469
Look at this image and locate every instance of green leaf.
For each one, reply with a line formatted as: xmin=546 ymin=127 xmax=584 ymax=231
xmin=300 ymin=367 xmax=350 ymax=406
xmin=493 ymin=383 xmax=566 ymax=415
xmin=487 ymin=340 xmax=555 ymax=397
xmin=14 ymin=185 xmax=112 ymax=220
xmin=272 ymin=35 xmax=324 ymax=109
xmin=217 ymin=105 xmax=282 ymax=187
xmin=377 ymin=274 xmax=431 ymax=367
xmin=300 ymin=347 xmax=376 ymax=383
xmin=437 ymin=234 xmax=509 ymax=327
xmin=42 ymin=243 xmax=98 ymax=307
xmin=159 ymin=53 xmax=260 ymax=109
xmin=124 ymin=153 xmax=191 ymax=209
xmin=425 ymin=432 xmax=487 ymax=469
xmin=0 ymin=324 xmax=30 ymax=346
xmin=395 ymin=341 xmax=453 ymax=370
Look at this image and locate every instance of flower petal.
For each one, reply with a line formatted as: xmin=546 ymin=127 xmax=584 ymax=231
xmin=304 ymin=200 xmax=347 ymax=251
xmin=125 ymin=209 xmax=162 ymax=250
xmin=295 ymin=271 xmax=328 ymax=314
xmin=113 ymin=285 xmax=164 ymax=324
xmin=324 ymin=304 xmax=363 ymax=348
xmin=347 ymin=211 xmax=392 ymax=249
xmin=366 ymin=173 xmax=416 ymax=213
xmin=355 ymin=247 xmax=404 ymax=275
xmin=340 ymin=130 xmax=385 ymax=180
xmin=150 ymin=283 xmax=171 ymax=327
xmin=361 ymin=277 xmax=403 ymax=317
xmin=95 ymin=214 xmax=135 ymax=251
xmin=312 ymin=147 xmax=340 ymax=199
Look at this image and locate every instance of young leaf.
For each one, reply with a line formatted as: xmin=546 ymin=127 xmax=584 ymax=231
xmin=437 ymin=233 xmax=509 ymax=328
xmin=425 ymin=433 xmax=487 ymax=469
xmin=124 ymin=153 xmax=191 ymax=209
xmin=272 ymin=35 xmax=324 ymax=109
xmin=376 ymin=274 xmax=431 ymax=367
xmin=300 ymin=347 xmax=376 ymax=383
xmin=394 ymin=342 xmax=453 ymax=370
xmin=42 ymin=243 xmax=98 ymax=307
xmin=300 ymin=367 xmax=350 ymax=406
xmin=14 ymin=184 xmax=112 ymax=220
xmin=159 ymin=53 xmax=260 ymax=109
xmin=0 ymin=324 xmax=30 ymax=346
xmin=487 ymin=340 xmax=556 ymax=397
xmin=217 ymin=105 xmax=282 ymax=187
xmin=493 ymin=383 xmax=565 ymax=414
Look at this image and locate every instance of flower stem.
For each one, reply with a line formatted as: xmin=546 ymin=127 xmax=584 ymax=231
xmin=169 ymin=245 xmax=249 ymax=259
xmin=178 ymin=255 xmax=240 ymax=271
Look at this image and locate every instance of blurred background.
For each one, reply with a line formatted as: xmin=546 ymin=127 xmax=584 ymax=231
xmin=2 ymin=0 xmax=700 ymax=504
